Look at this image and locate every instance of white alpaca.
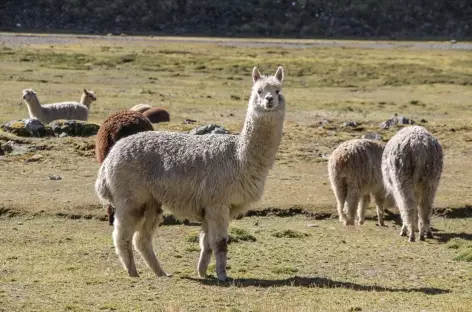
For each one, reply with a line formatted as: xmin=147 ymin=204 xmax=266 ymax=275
xmin=22 ymin=89 xmax=89 ymax=124
xmin=80 ymin=89 xmax=97 ymax=110
xmin=328 ymin=139 xmax=395 ymax=226
xmin=129 ymin=104 xmax=151 ymax=113
xmin=95 ymin=66 xmax=285 ymax=281
xmin=382 ymin=126 xmax=443 ymax=242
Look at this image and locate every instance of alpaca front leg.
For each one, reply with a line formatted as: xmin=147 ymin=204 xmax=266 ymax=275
xmin=206 ymin=205 xmax=230 ymax=282
xmin=197 ymin=221 xmax=212 ymax=278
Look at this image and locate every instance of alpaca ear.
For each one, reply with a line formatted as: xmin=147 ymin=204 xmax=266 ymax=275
xmin=275 ymin=66 xmax=284 ymax=82
xmin=252 ymin=67 xmax=261 ymax=83
xmin=84 ymin=88 xmax=88 ymax=94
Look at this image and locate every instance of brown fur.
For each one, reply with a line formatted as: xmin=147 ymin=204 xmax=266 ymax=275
xmin=95 ymin=110 xmax=154 ymax=224
xmin=142 ymin=107 xmax=170 ymax=123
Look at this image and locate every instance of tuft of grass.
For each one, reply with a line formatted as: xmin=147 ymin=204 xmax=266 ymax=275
xmin=448 ymin=238 xmax=472 ymax=262
xmin=271 ymin=266 xmax=299 ymax=274
xmin=271 ymin=229 xmax=310 ymax=238
xmin=229 ymin=227 xmax=257 ymax=243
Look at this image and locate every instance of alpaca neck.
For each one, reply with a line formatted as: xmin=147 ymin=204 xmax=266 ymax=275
xmin=237 ymin=99 xmax=285 ymax=172
xmin=80 ymin=94 xmax=91 ymax=108
xmin=25 ymin=96 xmax=43 ymax=120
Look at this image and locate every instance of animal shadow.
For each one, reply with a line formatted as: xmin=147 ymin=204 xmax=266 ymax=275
xmin=434 ymin=232 xmax=472 ymax=243
xmin=183 ymin=276 xmax=449 ymax=295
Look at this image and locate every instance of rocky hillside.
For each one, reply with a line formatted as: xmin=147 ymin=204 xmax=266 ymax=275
xmin=0 ymin=0 xmax=470 ymax=39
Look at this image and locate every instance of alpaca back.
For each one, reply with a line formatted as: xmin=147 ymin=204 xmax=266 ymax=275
xmin=40 ymin=102 xmax=89 ymax=123
xmin=130 ymin=104 xmax=151 ymax=113
xmin=382 ymin=126 xmax=443 ymax=192
xmin=328 ymin=139 xmax=385 ymax=194
xmin=95 ymin=110 xmax=154 ymax=164
xmin=142 ymin=107 xmax=170 ymax=123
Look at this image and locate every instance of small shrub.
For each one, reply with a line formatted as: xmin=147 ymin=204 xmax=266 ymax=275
xmin=271 ymin=229 xmax=310 ymax=239
xmin=229 ymin=227 xmax=256 ymax=243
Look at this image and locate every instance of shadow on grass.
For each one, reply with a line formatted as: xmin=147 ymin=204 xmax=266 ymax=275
xmin=434 ymin=232 xmax=472 ymax=243
xmin=183 ymin=276 xmax=450 ymax=295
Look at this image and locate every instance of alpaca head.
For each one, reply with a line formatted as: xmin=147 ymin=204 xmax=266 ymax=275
xmin=22 ymin=89 xmax=36 ymax=102
xmin=250 ymin=66 xmax=284 ymax=115
xmin=83 ymin=89 xmax=97 ymax=102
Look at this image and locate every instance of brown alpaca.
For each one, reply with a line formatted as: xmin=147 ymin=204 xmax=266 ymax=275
xmin=95 ymin=110 xmax=154 ymax=225
xmin=142 ymin=107 xmax=170 ymax=123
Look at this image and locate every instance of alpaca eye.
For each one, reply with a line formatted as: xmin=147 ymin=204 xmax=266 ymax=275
xmin=258 ymin=90 xmax=262 ymax=95
xmin=276 ymin=90 xmax=280 ymax=95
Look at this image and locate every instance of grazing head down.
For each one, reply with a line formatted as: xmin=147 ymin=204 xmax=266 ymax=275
xmin=95 ymin=66 xmax=286 ymax=282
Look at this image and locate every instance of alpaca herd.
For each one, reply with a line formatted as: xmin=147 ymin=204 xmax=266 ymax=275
xmin=18 ymin=66 xmax=444 ymax=281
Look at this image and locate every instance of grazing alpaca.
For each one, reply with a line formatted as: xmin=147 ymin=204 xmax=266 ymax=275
xmin=22 ymin=89 xmax=88 ymax=124
xmin=80 ymin=89 xmax=97 ymax=110
xmin=328 ymin=139 xmax=394 ymax=226
xmin=142 ymin=107 xmax=170 ymax=123
xmin=95 ymin=66 xmax=285 ymax=281
xmin=129 ymin=104 xmax=151 ymax=114
xmin=382 ymin=126 xmax=443 ymax=242
xmin=95 ymin=110 xmax=154 ymax=225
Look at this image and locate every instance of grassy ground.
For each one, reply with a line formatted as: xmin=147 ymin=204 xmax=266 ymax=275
xmin=0 ymin=34 xmax=471 ymax=311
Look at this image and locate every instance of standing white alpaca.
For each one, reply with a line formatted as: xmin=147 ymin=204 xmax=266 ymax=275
xmin=95 ymin=66 xmax=285 ymax=281
xmin=22 ymin=89 xmax=89 ymax=124
xmin=382 ymin=126 xmax=443 ymax=242
xmin=80 ymin=89 xmax=97 ymax=110
xmin=328 ymin=139 xmax=395 ymax=226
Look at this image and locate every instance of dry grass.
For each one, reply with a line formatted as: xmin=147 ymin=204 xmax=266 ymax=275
xmin=0 ymin=34 xmax=471 ymax=311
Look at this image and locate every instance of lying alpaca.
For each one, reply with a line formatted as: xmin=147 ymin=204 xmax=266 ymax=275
xmin=22 ymin=89 xmax=88 ymax=124
xmin=95 ymin=110 xmax=154 ymax=225
xmin=95 ymin=66 xmax=285 ymax=281
xmin=142 ymin=107 xmax=170 ymax=123
xmin=129 ymin=104 xmax=151 ymax=114
xmin=80 ymin=89 xmax=97 ymax=110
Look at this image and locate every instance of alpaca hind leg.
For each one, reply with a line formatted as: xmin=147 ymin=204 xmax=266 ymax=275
xmin=418 ymin=187 xmax=435 ymax=240
xmin=197 ymin=220 xmax=212 ymax=278
xmin=345 ymin=189 xmax=360 ymax=226
xmin=113 ymin=208 xmax=139 ymax=277
xmin=357 ymin=194 xmax=370 ymax=225
xmin=133 ymin=203 xmax=169 ymax=277
xmin=373 ymin=193 xmax=386 ymax=227
xmin=332 ymin=179 xmax=348 ymax=224
xmin=206 ymin=205 xmax=230 ymax=281
xmin=395 ymin=187 xmax=418 ymax=242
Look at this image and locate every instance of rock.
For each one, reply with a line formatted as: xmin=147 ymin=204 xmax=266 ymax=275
xmin=49 ymin=175 xmax=62 ymax=180
xmin=49 ymin=120 xmax=100 ymax=137
xmin=183 ymin=119 xmax=197 ymax=124
xmin=26 ymin=154 xmax=43 ymax=162
xmin=362 ymin=132 xmax=383 ymax=141
xmin=1 ymin=119 xmax=52 ymax=137
xmin=189 ymin=124 xmax=230 ymax=135
xmin=342 ymin=121 xmax=357 ymax=127
xmin=380 ymin=114 xmax=415 ymax=129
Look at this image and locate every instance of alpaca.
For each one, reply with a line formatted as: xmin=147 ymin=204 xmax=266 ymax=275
xmin=95 ymin=66 xmax=285 ymax=281
xmin=80 ymin=89 xmax=97 ymax=110
xmin=382 ymin=126 xmax=443 ymax=242
xmin=129 ymin=104 xmax=151 ymax=114
xmin=95 ymin=110 xmax=154 ymax=225
xmin=328 ymin=139 xmax=394 ymax=226
xmin=22 ymin=89 xmax=88 ymax=124
xmin=142 ymin=107 xmax=170 ymax=123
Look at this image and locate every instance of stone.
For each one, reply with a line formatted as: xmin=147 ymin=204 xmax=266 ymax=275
xmin=362 ymin=132 xmax=382 ymax=140
xmin=49 ymin=120 xmax=100 ymax=137
xmin=1 ymin=119 xmax=52 ymax=137
xmin=342 ymin=121 xmax=357 ymax=127
xmin=380 ymin=113 xmax=415 ymax=129
xmin=189 ymin=124 xmax=230 ymax=135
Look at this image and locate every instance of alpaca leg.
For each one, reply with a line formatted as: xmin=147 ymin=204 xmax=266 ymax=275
xmin=113 ymin=210 xmax=139 ymax=277
xmin=133 ymin=203 xmax=169 ymax=277
xmin=395 ymin=188 xmax=418 ymax=242
xmin=374 ymin=193 xmax=386 ymax=227
xmin=107 ymin=204 xmax=115 ymax=226
xmin=206 ymin=205 xmax=230 ymax=282
xmin=345 ymin=189 xmax=360 ymax=226
xmin=197 ymin=220 xmax=212 ymax=278
xmin=332 ymin=179 xmax=348 ymax=224
xmin=418 ymin=187 xmax=435 ymax=240
xmin=357 ymin=194 xmax=370 ymax=225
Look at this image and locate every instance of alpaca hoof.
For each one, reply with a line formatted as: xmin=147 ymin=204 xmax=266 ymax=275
xmin=426 ymin=233 xmax=434 ymax=239
xmin=378 ymin=222 xmax=386 ymax=227
xmin=217 ymin=274 xmax=229 ymax=282
xmin=400 ymin=231 xmax=407 ymax=237
xmin=128 ymin=271 xmax=140 ymax=278
xmin=408 ymin=236 xmax=415 ymax=242
xmin=419 ymin=235 xmax=425 ymax=241
xmin=357 ymin=220 xmax=364 ymax=226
